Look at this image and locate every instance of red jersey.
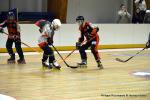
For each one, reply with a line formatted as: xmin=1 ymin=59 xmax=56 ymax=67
xmin=0 ymin=20 xmax=20 ymax=38
xmin=78 ymin=22 xmax=99 ymax=43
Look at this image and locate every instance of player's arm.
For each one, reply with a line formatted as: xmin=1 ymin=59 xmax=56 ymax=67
xmin=78 ymin=32 xmax=84 ymax=43
xmin=0 ymin=20 xmax=7 ymax=28
xmin=47 ymin=31 xmax=54 ymax=45
xmin=91 ymin=27 xmax=99 ymax=36
xmin=41 ymin=24 xmax=49 ymax=37
xmin=0 ymin=21 xmax=7 ymax=33
xmin=43 ymin=24 xmax=54 ymax=45
xmin=76 ymin=31 xmax=84 ymax=49
xmin=89 ymin=23 xmax=99 ymax=37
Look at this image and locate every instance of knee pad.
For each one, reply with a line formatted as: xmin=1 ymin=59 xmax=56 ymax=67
xmin=91 ymin=46 xmax=98 ymax=54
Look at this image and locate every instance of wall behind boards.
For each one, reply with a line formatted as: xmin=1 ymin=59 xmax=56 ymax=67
xmin=0 ymin=0 xmax=47 ymax=12
xmin=66 ymin=0 xmax=133 ymax=23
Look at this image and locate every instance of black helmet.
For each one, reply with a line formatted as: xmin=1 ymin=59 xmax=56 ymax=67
xmin=76 ymin=16 xmax=84 ymax=22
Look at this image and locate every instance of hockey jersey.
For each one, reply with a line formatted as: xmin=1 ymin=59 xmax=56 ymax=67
xmin=78 ymin=22 xmax=99 ymax=43
xmin=0 ymin=20 xmax=20 ymax=38
xmin=35 ymin=20 xmax=54 ymax=48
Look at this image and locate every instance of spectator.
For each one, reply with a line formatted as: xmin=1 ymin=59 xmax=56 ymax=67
xmin=134 ymin=0 xmax=147 ymax=23
xmin=117 ymin=4 xmax=131 ymax=23
xmin=143 ymin=10 xmax=150 ymax=23
xmin=132 ymin=8 xmax=143 ymax=23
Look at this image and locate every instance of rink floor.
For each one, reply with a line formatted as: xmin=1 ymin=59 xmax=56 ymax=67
xmin=0 ymin=49 xmax=150 ymax=100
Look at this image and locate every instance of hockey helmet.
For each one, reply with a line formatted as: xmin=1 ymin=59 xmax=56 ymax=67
xmin=51 ymin=19 xmax=61 ymax=31
xmin=76 ymin=16 xmax=84 ymax=21
xmin=76 ymin=16 xmax=84 ymax=25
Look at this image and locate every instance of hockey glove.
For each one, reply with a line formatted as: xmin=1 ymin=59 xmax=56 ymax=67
xmin=76 ymin=42 xmax=81 ymax=49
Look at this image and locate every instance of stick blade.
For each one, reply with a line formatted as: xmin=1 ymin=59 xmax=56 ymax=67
xmin=115 ymin=58 xmax=126 ymax=63
xmin=69 ymin=66 xmax=78 ymax=68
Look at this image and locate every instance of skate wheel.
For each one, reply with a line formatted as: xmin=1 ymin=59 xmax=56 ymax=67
xmin=17 ymin=61 xmax=26 ymax=64
xmin=7 ymin=61 xmax=16 ymax=64
xmin=18 ymin=63 xmax=26 ymax=64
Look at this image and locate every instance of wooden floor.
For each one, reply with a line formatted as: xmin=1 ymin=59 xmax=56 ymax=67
xmin=0 ymin=49 xmax=150 ymax=100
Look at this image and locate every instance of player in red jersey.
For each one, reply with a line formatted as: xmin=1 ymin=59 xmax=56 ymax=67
xmin=0 ymin=12 xmax=25 ymax=64
xmin=76 ymin=16 xmax=103 ymax=69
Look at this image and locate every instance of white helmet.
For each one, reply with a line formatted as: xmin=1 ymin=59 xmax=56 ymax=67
xmin=146 ymin=10 xmax=150 ymax=13
xmin=52 ymin=19 xmax=61 ymax=31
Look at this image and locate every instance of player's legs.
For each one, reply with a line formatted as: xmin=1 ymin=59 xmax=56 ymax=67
xmin=41 ymin=45 xmax=53 ymax=69
xmin=91 ymin=37 xmax=103 ymax=69
xmin=78 ymin=42 xmax=91 ymax=66
xmin=48 ymin=46 xmax=61 ymax=69
xmin=42 ymin=45 xmax=61 ymax=69
xmin=15 ymin=39 xmax=26 ymax=64
xmin=6 ymin=38 xmax=15 ymax=63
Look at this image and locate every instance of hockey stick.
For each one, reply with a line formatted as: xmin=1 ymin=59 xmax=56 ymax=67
xmin=116 ymin=32 xmax=150 ymax=63
xmin=3 ymin=32 xmax=41 ymax=53
xmin=51 ymin=44 xmax=78 ymax=68
xmin=61 ymin=36 xmax=97 ymax=62
xmin=116 ymin=47 xmax=146 ymax=63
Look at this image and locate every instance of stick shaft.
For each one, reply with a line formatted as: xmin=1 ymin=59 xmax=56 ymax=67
xmin=51 ymin=44 xmax=70 ymax=67
xmin=116 ymin=47 xmax=146 ymax=62
xmin=62 ymin=36 xmax=96 ymax=61
xmin=3 ymin=32 xmax=41 ymax=53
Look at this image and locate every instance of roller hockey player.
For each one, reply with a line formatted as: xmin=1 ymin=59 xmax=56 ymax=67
xmin=76 ymin=16 xmax=103 ymax=69
xmin=35 ymin=19 xmax=61 ymax=69
xmin=0 ymin=12 xmax=26 ymax=64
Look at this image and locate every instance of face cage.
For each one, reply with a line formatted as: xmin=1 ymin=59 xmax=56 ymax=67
xmin=76 ymin=20 xmax=84 ymax=26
